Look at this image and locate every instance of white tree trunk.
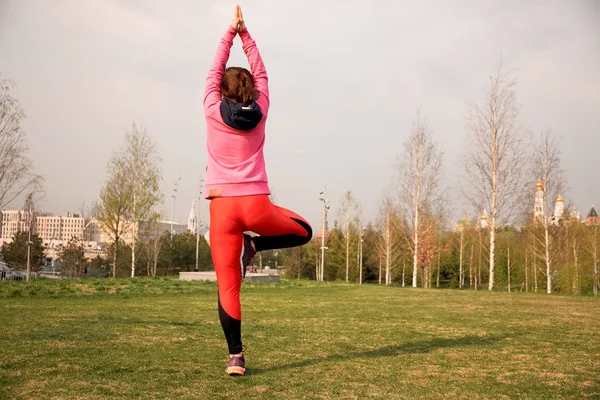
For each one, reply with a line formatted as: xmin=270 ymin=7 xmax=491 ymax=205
xmin=412 ymin=178 xmax=420 ymax=288
xmin=359 ymin=224 xmax=363 ymax=285
xmin=469 ymin=243 xmax=474 ymax=289
xmin=315 ymin=252 xmax=320 ymax=282
xmin=532 ymin=234 xmax=538 ymax=292
xmin=402 ymin=258 xmax=406 ymax=287
xmin=541 ymin=164 xmax=552 ymax=295
xmin=507 ymin=245 xmax=511 ymax=292
xmin=573 ymin=238 xmax=579 ymax=295
xmin=525 ymin=248 xmax=529 ymax=292
xmin=428 ymin=263 xmax=432 ymax=288
xmin=476 ymin=229 xmax=482 ymax=291
xmin=437 ymin=248 xmax=442 ymax=288
xmin=378 ymin=251 xmax=382 ymax=285
xmin=385 ymin=211 xmax=391 ymax=285
xmin=459 ymin=229 xmax=464 ymax=289
xmin=594 ymin=228 xmax=598 ymax=296
xmin=131 ymin=193 xmax=136 ymax=278
xmin=345 ymin=212 xmax=350 ymax=283
xmin=545 ymin=225 xmax=551 ymax=294
xmin=489 ymin=224 xmax=495 ymax=291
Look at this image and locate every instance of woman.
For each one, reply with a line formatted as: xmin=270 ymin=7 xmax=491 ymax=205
xmin=203 ymin=5 xmax=313 ymax=376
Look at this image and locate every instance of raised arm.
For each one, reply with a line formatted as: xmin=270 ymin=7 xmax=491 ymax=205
xmin=204 ymin=26 xmax=237 ymax=116
xmin=234 ymin=6 xmax=269 ymax=114
xmin=238 ymin=28 xmax=269 ymax=114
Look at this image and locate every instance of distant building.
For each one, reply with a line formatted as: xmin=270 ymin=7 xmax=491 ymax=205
xmin=150 ymin=221 xmax=188 ymax=237
xmin=36 ymin=212 xmax=86 ymax=243
xmin=0 ymin=209 xmax=41 ymax=240
xmin=534 ymin=180 xmax=544 ymax=221
xmin=204 ymin=229 xmax=211 ymax=246
xmin=570 ymin=210 xmax=582 ymax=223
xmin=188 ymin=201 xmax=197 ymax=233
xmin=0 ymin=206 xmax=193 ymax=265
xmin=586 ymin=206 xmax=599 ymax=227
xmin=530 ymin=180 xmax=587 ymax=226
xmin=480 ymin=210 xmax=489 ymax=229
xmin=0 ymin=210 xmax=91 ymax=244
xmin=455 ymin=214 xmax=470 ymax=232
xmin=549 ymin=195 xmax=565 ymax=226
xmin=316 ymin=227 xmax=328 ymax=240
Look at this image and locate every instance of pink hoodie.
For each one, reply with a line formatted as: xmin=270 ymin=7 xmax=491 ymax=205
xmin=203 ymin=26 xmax=270 ymax=199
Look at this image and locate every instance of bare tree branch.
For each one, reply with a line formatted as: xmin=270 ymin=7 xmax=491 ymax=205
xmin=0 ymin=77 xmax=44 ymax=208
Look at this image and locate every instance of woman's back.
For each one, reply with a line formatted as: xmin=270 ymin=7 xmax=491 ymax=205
xmin=203 ymin=25 xmax=271 ymax=199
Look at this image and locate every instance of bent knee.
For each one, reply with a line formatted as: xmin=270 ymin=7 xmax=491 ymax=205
xmin=294 ymin=218 xmax=313 ymax=245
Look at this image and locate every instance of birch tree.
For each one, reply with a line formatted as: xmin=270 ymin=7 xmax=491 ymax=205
xmin=566 ymin=213 xmax=585 ymax=295
xmin=137 ymin=213 xmax=162 ymax=277
xmin=591 ymin=225 xmax=599 ymax=296
xmin=531 ymin=130 xmax=565 ymax=294
xmin=0 ymin=78 xmax=43 ymax=208
xmin=376 ymin=198 xmax=400 ymax=285
xmin=94 ymin=153 xmax=131 ymax=278
xmin=123 ymin=123 xmax=162 ymax=278
xmin=463 ymin=65 xmax=528 ymax=290
xmin=338 ymin=191 xmax=357 ymax=283
xmin=456 ymin=215 xmax=469 ymax=288
xmin=397 ymin=110 xmax=443 ymax=288
xmin=417 ymin=215 xmax=440 ymax=288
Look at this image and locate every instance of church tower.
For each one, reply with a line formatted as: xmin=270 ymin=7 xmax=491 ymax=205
xmin=188 ymin=201 xmax=197 ymax=233
xmin=550 ymin=195 xmax=565 ymax=226
xmin=455 ymin=213 xmax=469 ymax=232
xmin=534 ymin=180 xmax=544 ymax=221
xmin=480 ymin=210 xmax=489 ymax=229
xmin=586 ymin=206 xmax=599 ymax=227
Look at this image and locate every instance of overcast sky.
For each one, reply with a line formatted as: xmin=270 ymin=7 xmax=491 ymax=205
xmin=0 ymin=0 xmax=598 ymax=231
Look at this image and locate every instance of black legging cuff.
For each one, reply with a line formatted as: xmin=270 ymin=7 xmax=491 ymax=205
xmin=253 ymin=218 xmax=312 ymax=252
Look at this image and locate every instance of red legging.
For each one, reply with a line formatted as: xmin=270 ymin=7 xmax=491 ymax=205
xmin=209 ymin=194 xmax=312 ymax=354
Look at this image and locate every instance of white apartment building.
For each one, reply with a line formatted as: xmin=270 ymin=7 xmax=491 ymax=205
xmin=36 ymin=213 xmax=86 ymax=244
xmin=0 ymin=209 xmax=191 ymax=262
xmin=0 ymin=210 xmax=40 ymax=240
xmin=0 ymin=211 xmax=91 ymax=245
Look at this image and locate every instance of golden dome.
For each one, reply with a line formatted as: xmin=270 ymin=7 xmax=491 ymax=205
xmin=536 ymin=180 xmax=543 ymax=190
xmin=556 ymin=195 xmax=564 ymax=203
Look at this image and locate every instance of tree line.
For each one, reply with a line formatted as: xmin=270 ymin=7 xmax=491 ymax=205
xmin=278 ymin=65 xmax=599 ymax=296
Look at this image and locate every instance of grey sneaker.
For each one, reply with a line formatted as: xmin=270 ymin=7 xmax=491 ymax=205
xmin=241 ymin=234 xmax=256 ymax=279
xmin=226 ymin=354 xmax=245 ymax=376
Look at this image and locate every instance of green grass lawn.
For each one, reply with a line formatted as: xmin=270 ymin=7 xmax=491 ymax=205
xmin=1 ymin=278 xmax=599 ymax=399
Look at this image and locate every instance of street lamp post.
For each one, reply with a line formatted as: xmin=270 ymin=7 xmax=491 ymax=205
xmin=24 ymin=194 xmax=35 ymax=282
xmin=195 ymin=176 xmax=204 ymax=271
xmin=170 ymin=176 xmax=181 ymax=240
xmin=319 ymin=187 xmax=330 ymax=282
xmin=26 ymin=234 xmax=32 ymax=282
xmin=359 ymin=215 xmax=364 ymax=285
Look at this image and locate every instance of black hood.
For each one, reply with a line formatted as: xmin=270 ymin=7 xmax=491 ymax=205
xmin=220 ymin=98 xmax=263 ymax=131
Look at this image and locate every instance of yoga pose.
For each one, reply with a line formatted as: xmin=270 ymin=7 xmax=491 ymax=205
xmin=203 ymin=5 xmax=312 ymax=376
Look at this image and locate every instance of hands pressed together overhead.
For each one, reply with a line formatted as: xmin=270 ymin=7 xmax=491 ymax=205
xmin=231 ymin=4 xmax=246 ymax=32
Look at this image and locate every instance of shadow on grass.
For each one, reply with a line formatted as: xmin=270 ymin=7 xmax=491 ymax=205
xmin=97 ymin=316 xmax=199 ymax=327
xmin=248 ymin=334 xmax=515 ymax=375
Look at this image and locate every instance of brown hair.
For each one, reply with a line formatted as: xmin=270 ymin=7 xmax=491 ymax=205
xmin=220 ymin=67 xmax=259 ymax=105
